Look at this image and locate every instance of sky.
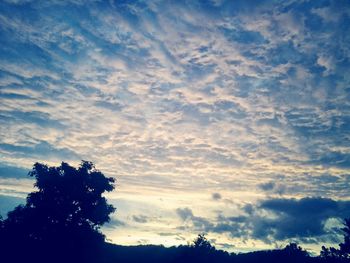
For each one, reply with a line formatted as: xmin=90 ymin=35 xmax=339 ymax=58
xmin=0 ymin=0 xmax=350 ymax=254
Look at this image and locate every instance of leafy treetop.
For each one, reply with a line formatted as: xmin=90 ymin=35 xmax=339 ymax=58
xmin=0 ymin=161 xmax=116 ymax=249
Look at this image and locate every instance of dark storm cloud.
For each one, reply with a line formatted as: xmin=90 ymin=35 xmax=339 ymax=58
xmin=178 ymin=197 xmax=350 ymax=244
xmin=250 ymin=197 xmax=350 ymax=242
xmin=257 ymin=197 xmax=350 ymax=240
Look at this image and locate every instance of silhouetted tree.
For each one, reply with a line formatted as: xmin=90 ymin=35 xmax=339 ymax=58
xmin=282 ymin=242 xmax=310 ymax=262
xmin=283 ymin=242 xmax=309 ymax=257
xmin=340 ymin=218 xmax=350 ymax=256
xmin=172 ymin=234 xmax=231 ymax=263
xmin=320 ymin=218 xmax=350 ymax=262
xmin=192 ymin=234 xmax=214 ymax=252
xmin=0 ymin=161 xmax=115 ymax=262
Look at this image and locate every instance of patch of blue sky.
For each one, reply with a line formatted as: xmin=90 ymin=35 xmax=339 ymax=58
xmin=0 ymin=1 xmax=37 ymax=22
xmin=233 ymin=75 xmax=271 ymax=98
xmin=0 ymin=141 xmax=80 ymax=161
xmin=221 ymin=27 xmax=267 ymax=45
xmin=0 ymin=110 xmax=65 ymax=130
xmin=157 ymin=83 xmax=180 ymax=94
xmin=0 ymin=164 xmax=29 ymax=179
xmin=0 ymin=41 xmax=53 ymax=67
xmin=280 ymin=0 xmax=330 ymax=13
xmin=268 ymin=42 xmax=305 ymax=66
xmin=0 ymin=195 xmax=25 ymax=218
xmin=180 ymin=104 xmax=211 ymax=126
xmin=191 ymin=0 xmax=222 ymax=14
xmin=94 ymin=100 xmax=123 ymax=112
xmin=220 ymin=0 xmax=269 ymax=14
xmin=185 ymin=63 xmax=216 ymax=82
xmin=304 ymin=13 xmax=327 ymax=32
xmin=311 ymin=152 xmax=350 ymax=169
xmin=0 ymin=92 xmax=32 ymax=100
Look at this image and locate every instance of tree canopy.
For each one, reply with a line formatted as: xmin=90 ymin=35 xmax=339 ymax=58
xmin=0 ymin=161 xmax=116 ymax=262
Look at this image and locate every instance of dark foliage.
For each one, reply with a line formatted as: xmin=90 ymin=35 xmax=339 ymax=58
xmin=173 ymin=234 xmax=231 ymax=263
xmin=93 ymin=237 xmax=313 ymax=263
xmin=233 ymin=242 xmax=313 ymax=263
xmin=320 ymin=218 xmax=350 ymax=262
xmin=0 ymin=161 xmax=115 ymax=263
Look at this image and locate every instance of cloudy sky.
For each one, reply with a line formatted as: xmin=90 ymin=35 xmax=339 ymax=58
xmin=1 ymin=0 xmax=350 ymax=254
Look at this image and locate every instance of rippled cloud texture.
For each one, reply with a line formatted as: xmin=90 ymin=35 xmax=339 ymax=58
xmin=0 ymin=0 xmax=349 ymax=253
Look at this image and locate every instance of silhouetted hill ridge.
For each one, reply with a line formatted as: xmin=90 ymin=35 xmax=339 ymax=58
xmin=93 ymin=242 xmax=325 ymax=263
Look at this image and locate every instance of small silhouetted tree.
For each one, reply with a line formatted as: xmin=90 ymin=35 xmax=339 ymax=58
xmin=192 ymin=234 xmax=214 ymax=252
xmin=282 ymin=242 xmax=309 ymax=260
xmin=320 ymin=218 xmax=350 ymax=262
xmin=0 ymin=161 xmax=116 ymax=262
xmin=340 ymin=218 xmax=350 ymax=256
xmin=175 ymin=234 xmax=231 ymax=263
